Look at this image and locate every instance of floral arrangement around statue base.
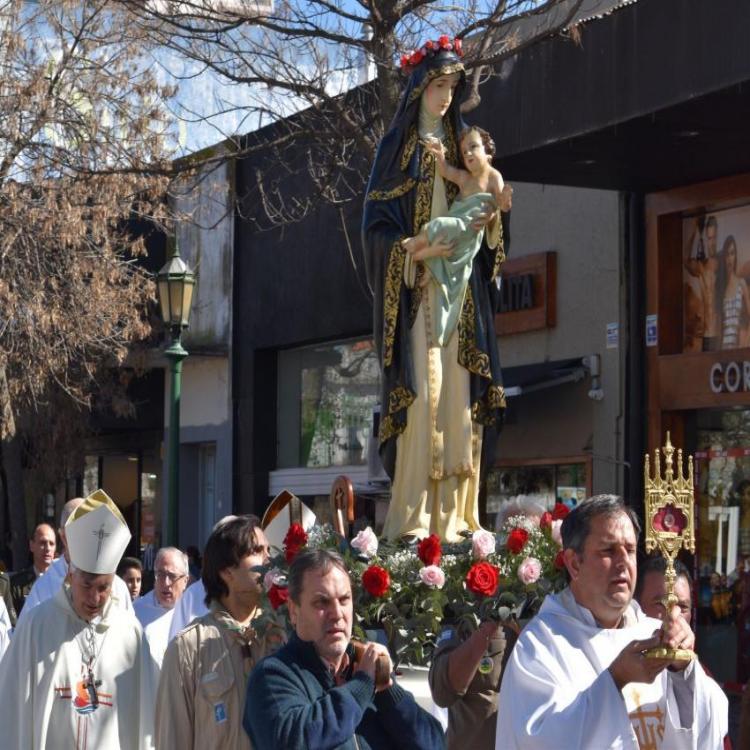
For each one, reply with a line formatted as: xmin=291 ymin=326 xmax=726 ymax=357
xmin=255 ymin=504 xmax=571 ymax=667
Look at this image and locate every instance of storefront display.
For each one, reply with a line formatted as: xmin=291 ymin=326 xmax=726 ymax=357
xmin=485 ymin=462 xmax=588 ymax=531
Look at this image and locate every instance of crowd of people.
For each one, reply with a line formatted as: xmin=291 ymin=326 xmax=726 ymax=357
xmin=0 ymin=491 xmax=742 ymax=748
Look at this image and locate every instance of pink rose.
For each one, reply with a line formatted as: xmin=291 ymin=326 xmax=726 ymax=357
xmin=551 ymin=520 xmax=563 ymax=546
xmin=263 ymin=568 xmax=284 ymax=592
xmin=517 ymin=557 xmax=542 ymax=585
xmin=471 ymin=529 xmax=496 ymax=559
xmin=419 ymin=565 xmax=446 ymax=589
xmin=351 ymin=527 xmax=379 ymax=558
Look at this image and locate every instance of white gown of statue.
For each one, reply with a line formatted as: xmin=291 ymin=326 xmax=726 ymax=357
xmin=0 ymin=586 xmax=156 ymax=749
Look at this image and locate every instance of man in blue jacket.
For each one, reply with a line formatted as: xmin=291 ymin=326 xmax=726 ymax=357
xmin=244 ymin=548 xmax=445 ymax=750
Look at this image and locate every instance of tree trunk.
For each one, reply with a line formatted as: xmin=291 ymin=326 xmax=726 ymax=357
xmin=0 ymin=366 xmax=28 ymax=569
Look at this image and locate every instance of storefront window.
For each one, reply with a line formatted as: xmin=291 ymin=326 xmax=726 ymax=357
xmin=277 ymin=338 xmax=379 ymax=469
xmin=485 ymin=462 xmax=588 ymax=531
xmin=693 ymin=407 xmax=750 ymax=683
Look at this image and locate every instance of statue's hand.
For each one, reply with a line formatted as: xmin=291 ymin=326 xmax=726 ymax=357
xmin=424 ymin=137 xmax=446 ymax=160
xmin=409 ymin=235 xmax=454 ymax=261
xmin=499 ymin=183 xmax=513 ymax=213
xmin=471 ymin=205 xmax=497 ymax=232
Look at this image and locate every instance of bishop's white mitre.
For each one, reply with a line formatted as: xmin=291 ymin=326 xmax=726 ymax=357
xmin=65 ymin=489 xmax=131 ymax=575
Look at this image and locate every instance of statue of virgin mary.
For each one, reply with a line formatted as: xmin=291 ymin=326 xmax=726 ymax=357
xmin=362 ymin=36 xmax=508 ymax=542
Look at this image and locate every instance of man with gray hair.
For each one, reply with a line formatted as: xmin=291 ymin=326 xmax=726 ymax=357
xmin=167 ymin=515 xmax=239 ymax=640
xmin=496 ymin=494 xmax=728 ymax=749
xmin=134 ymin=547 xmax=189 ymax=668
xmin=244 ymin=548 xmax=445 ymax=749
xmin=16 ymin=497 xmax=132 ymax=629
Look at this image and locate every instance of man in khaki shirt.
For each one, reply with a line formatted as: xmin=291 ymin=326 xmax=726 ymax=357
xmin=429 ymin=619 xmax=516 ymax=749
xmin=155 ymin=516 xmax=283 ymax=750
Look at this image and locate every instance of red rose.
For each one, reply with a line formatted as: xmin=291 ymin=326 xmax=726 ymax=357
xmin=507 ymin=528 xmax=529 ymax=554
xmin=554 ymin=549 xmax=566 ymax=570
xmin=410 ymin=49 xmax=424 ymax=66
xmin=425 ymin=40 xmax=435 ymax=50
xmin=539 ymin=512 xmax=553 ymax=530
xmin=454 ymin=37 xmax=463 ymax=56
xmin=466 ymin=562 xmax=499 ymax=597
xmin=284 ymin=522 xmax=308 ymax=549
xmin=284 ymin=523 xmax=308 ymax=562
xmin=362 ymin=566 xmax=391 ymax=598
xmin=417 ymin=534 xmax=442 ymax=566
xmin=400 ymin=53 xmax=410 ymax=69
xmin=552 ymin=502 xmax=569 ymax=520
xmin=268 ymin=584 xmax=289 ymax=610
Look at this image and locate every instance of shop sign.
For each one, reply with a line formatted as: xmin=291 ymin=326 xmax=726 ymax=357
xmin=709 ymin=360 xmax=750 ymax=393
xmin=495 ymin=251 xmax=556 ymax=336
xmin=498 ymin=273 xmax=534 ymax=313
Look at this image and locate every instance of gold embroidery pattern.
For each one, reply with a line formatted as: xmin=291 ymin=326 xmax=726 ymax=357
xmin=379 ymin=385 xmax=416 ymax=443
xmin=412 ymin=146 xmax=433 ymax=236
xmin=492 ymin=216 xmax=506 ymax=280
xmin=400 ymin=126 xmax=418 ymax=171
xmin=382 ymin=239 xmax=406 ymax=368
xmin=367 ymin=178 xmax=417 ymax=203
xmin=457 ymin=286 xmax=491 ymax=378
xmin=407 ymin=63 xmax=465 ymax=104
xmin=471 ymin=385 xmax=507 ymax=426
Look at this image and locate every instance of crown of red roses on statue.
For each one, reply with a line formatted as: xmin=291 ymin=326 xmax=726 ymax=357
xmin=399 ymin=35 xmax=463 ymax=74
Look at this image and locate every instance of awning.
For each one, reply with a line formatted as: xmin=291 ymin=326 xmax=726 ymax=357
xmin=502 ymin=357 xmax=588 ymax=398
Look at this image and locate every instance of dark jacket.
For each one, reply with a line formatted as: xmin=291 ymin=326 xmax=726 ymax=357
xmin=9 ymin=566 xmax=35 ymax=615
xmin=244 ymin=633 xmax=446 ymax=750
xmin=0 ymin=572 xmax=17 ymax=626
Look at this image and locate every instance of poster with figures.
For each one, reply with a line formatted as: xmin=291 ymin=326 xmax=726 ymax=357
xmin=683 ymin=204 xmax=750 ymax=352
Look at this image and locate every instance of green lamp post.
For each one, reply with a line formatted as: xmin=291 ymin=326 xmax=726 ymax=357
xmin=156 ymin=241 xmax=195 ymax=547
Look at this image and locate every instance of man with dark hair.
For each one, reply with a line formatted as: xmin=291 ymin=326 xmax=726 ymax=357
xmin=635 ymin=555 xmax=733 ymax=750
xmin=635 ymin=555 xmax=693 ymax=623
xmin=155 ymin=515 xmax=282 ymax=750
xmin=244 ymin=548 xmax=445 ymax=750
xmin=496 ymin=494 xmax=727 ymax=749
xmin=117 ymin=556 xmax=143 ymax=602
xmin=10 ymin=522 xmax=56 ymax=615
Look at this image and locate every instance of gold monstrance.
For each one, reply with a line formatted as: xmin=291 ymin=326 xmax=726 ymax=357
xmin=643 ymin=432 xmax=695 ymax=662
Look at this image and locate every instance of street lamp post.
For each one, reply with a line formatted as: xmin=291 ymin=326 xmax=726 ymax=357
xmin=156 ymin=241 xmax=195 ymax=547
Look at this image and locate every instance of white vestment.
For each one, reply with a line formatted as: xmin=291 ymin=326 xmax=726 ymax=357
xmin=17 ymin=556 xmax=133 ymax=629
xmin=0 ymin=597 xmax=10 ymax=662
xmin=134 ymin=589 xmax=170 ymax=629
xmin=168 ymin=579 xmax=208 ymax=641
xmin=135 ymin=590 xmax=175 ymax=670
xmin=496 ymin=589 xmax=727 ymax=750
xmin=0 ymin=586 xmax=156 ymax=749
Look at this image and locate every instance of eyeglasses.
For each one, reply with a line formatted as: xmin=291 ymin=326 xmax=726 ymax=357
xmin=155 ymin=570 xmax=187 ymax=584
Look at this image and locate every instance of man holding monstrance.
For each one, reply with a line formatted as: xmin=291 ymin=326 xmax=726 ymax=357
xmin=495 ymin=437 xmax=728 ymax=749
